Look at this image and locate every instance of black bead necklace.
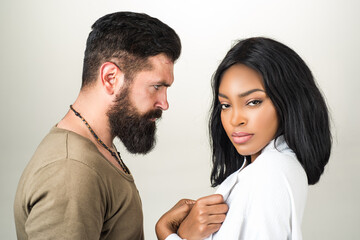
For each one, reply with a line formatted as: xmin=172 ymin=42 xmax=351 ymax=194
xmin=70 ymin=105 xmax=130 ymax=174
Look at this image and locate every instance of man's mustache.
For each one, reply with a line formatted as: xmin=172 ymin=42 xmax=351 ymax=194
xmin=143 ymin=109 xmax=162 ymax=120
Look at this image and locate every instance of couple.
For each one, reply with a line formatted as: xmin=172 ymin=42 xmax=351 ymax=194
xmin=14 ymin=12 xmax=331 ymax=240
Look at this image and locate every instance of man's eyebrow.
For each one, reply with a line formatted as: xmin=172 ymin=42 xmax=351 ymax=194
xmin=218 ymin=89 xmax=265 ymax=99
xmin=155 ymin=81 xmax=171 ymax=87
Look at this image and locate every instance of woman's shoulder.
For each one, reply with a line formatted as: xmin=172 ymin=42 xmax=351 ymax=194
xmin=248 ymin=146 xmax=307 ymax=199
xmin=257 ymin=137 xmax=304 ymax=175
xmin=239 ymin=137 xmax=306 ymax=189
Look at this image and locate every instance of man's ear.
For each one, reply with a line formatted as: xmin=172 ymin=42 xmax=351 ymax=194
xmin=100 ymin=62 xmax=124 ymax=95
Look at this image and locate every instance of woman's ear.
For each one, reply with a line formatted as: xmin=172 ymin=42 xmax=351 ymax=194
xmin=100 ymin=62 xmax=124 ymax=95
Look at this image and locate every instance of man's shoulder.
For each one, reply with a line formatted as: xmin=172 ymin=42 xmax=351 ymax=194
xmin=30 ymin=127 xmax=102 ymax=168
xmin=19 ymin=127 xmax=115 ymax=189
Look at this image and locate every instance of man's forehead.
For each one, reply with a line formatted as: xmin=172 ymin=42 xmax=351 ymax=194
xmin=148 ymin=53 xmax=173 ymax=65
xmin=133 ymin=54 xmax=174 ymax=85
xmin=134 ymin=70 xmax=174 ymax=86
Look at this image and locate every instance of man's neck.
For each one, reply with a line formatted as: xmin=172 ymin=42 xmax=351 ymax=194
xmin=57 ymin=94 xmax=114 ymax=148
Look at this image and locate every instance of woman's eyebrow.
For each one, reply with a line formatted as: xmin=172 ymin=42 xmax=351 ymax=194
xmin=218 ymin=93 xmax=229 ymax=99
xmin=238 ymin=89 xmax=264 ymax=97
xmin=218 ymin=89 xmax=265 ymax=99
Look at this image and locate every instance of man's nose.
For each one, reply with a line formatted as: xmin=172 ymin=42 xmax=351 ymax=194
xmin=155 ymin=90 xmax=169 ymax=110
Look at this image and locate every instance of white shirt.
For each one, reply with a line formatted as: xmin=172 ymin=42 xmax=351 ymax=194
xmin=166 ymin=137 xmax=308 ymax=240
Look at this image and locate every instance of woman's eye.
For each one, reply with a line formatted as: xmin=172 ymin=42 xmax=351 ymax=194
xmin=221 ymin=104 xmax=230 ymax=109
xmin=247 ymin=100 xmax=262 ymax=106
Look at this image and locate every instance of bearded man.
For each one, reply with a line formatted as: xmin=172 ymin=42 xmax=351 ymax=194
xmin=13 ymin=12 xmax=180 ymax=240
xmin=14 ymin=11 xmax=229 ymax=240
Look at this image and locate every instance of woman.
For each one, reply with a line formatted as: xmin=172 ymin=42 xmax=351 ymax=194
xmin=159 ymin=37 xmax=331 ymax=240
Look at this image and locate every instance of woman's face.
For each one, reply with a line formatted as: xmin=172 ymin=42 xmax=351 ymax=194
xmin=219 ymin=64 xmax=278 ymax=162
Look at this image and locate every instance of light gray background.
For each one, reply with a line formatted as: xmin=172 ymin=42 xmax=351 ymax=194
xmin=1 ymin=0 xmax=359 ymax=239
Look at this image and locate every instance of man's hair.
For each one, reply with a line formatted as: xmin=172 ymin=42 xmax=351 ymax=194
xmin=209 ymin=37 xmax=332 ymax=187
xmin=81 ymin=11 xmax=181 ymax=88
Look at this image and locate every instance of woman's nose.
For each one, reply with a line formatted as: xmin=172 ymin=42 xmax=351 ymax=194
xmin=230 ymin=109 xmax=246 ymax=126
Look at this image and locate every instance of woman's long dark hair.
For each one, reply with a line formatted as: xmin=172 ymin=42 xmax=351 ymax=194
xmin=210 ymin=37 xmax=332 ymax=187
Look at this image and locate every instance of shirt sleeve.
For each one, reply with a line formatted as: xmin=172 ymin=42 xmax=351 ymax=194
xmin=24 ymin=159 xmax=107 ymax=239
xmin=165 ymin=233 xmax=184 ymax=240
xmin=240 ymin=163 xmax=292 ymax=239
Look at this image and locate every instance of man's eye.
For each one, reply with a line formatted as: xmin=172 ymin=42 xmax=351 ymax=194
xmin=247 ymin=100 xmax=262 ymax=106
xmin=153 ymin=85 xmax=160 ymax=90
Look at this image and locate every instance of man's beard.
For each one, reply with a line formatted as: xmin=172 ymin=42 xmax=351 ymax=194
xmin=107 ymin=86 xmax=162 ymax=154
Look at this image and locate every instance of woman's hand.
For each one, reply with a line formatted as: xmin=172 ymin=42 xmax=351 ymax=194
xmin=178 ymin=194 xmax=228 ymax=240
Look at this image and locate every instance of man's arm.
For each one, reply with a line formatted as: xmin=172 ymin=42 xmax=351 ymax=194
xmin=24 ymin=160 xmax=106 ymax=239
xmin=156 ymin=199 xmax=195 ymax=240
xmin=156 ymin=194 xmax=228 ymax=240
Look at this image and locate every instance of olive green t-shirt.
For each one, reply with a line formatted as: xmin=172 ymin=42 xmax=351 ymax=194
xmin=14 ymin=127 xmax=144 ymax=240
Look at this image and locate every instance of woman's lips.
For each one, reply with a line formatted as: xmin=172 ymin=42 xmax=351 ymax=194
xmin=231 ymin=132 xmax=253 ymax=144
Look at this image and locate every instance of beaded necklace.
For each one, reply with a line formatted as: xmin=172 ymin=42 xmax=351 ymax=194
xmin=70 ymin=105 xmax=130 ymax=174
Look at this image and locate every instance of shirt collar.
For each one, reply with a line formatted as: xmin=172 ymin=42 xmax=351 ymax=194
xmin=215 ymin=136 xmax=291 ymax=201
